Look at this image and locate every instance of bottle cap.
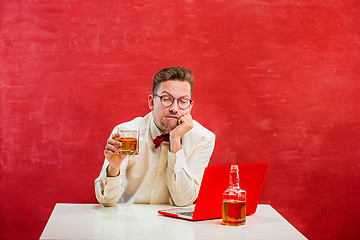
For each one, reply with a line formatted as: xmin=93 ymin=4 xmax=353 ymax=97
xmin=231 ymin=165 xmax=238 ymax=170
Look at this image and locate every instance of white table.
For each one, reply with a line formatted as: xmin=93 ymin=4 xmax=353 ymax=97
xmin=40 ymin=204 xmax=307 ymax=240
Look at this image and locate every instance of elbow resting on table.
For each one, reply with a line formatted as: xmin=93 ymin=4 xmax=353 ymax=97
xmin=171 ymin=188 xmax=198 ymax=207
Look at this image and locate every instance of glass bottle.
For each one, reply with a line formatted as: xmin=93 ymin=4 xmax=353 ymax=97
xmin=222 ymin=165 xmax=246 ymax=226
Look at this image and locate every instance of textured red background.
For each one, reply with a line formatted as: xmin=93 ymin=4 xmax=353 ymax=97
xmin=1 ymin=1 xmax=359 ymax=239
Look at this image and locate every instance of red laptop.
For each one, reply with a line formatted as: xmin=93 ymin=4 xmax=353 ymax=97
xmin=158 ymin=163 xmax=268 ymax=221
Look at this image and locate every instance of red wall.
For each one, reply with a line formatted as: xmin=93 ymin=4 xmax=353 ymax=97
xmin=1 ymin=1 xmax=359 ymax=239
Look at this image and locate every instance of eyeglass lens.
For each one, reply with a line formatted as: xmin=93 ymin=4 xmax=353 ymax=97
xmin=158 ymin=95 xmax=191 ymax=109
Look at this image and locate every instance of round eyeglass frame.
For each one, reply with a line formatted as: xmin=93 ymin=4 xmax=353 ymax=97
xmin=153 ymin=94 xmax=193 ymax=110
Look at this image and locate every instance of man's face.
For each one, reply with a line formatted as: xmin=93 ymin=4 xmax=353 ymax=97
xmin=148 ymin=80 xmax=194 ymax=133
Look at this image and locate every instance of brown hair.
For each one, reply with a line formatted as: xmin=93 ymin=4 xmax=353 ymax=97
xmin=152 ymin=66 xmax=194 ymax=95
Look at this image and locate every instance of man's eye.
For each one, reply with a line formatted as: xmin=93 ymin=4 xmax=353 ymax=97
xmin=179 ymin=98 xmax=189 ymax=104
xmin=162 ymin=96 xmax=173 ymax=102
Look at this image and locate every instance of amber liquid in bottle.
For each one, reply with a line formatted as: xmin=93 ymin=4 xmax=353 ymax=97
xmin=222 ymin=200 xmax=246 ymax=226
xmin=222 ymin=165 xmax=246 ymax=226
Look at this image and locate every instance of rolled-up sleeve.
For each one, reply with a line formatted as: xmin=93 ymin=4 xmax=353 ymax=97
xmin=94 ymin=157 xmax=130 ymax=206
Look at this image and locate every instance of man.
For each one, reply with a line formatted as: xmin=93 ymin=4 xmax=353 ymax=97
xmin=94 ymin=66 xmax=215 ymax=207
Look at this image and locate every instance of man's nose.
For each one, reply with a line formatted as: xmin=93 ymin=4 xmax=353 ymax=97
xmin=169 ymin=101 xmax=179 ymax=113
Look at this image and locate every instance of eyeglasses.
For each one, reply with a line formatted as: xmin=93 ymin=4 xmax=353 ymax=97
xmin=153 ymin=94 xmax=193 ymax=110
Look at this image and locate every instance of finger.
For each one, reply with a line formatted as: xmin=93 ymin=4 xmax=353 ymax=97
xmin=108 ymin=138 xmax=122 ymax=147
xmin=180 ymin=114 xmax=194 ymax=128
xmin=106 ymin=143 xmax=120 ymax=153
xmin=111 ymin=132 xmax=121 ymax=139
xmin=182 ymin=115 xmax=189 ymax=122
xmin=186 ymin=112 xmax=192 ymax=119
xmin=178 ymin=116 xmax=184 ymax=125
xmin=178 ymin=114 xmax=190 ymax=124
xmin=104 ymin=149 xmax=114 ymax=157
xmin=104 ymin=149 xmax=116 ymax=161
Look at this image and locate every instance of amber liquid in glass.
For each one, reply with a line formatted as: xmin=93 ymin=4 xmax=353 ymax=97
xmin=222 ymin=200 xmax=246 ymax=226
xmin=119 ymin=137 xmax=138 ymax=155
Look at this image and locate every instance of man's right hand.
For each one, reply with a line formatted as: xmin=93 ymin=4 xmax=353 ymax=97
xmin=104 ymin=132 xmax=127 ymax=177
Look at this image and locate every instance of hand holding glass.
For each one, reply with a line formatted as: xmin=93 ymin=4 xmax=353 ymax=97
xmin=116 ymin=129 xmax=139 ymax=155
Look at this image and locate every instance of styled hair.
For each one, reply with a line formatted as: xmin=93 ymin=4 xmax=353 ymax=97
xmin=152 ymin=66 xmax=194 ymax=95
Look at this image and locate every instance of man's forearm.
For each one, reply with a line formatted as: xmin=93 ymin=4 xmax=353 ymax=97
xmin=169 ymin=136 xmax=182 ymax=154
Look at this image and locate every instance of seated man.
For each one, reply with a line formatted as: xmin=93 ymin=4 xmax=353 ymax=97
xmin=94 ymin=66 xmax=215 ymax=207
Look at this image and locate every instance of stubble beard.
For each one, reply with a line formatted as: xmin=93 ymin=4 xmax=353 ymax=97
xmin=154 ymin=118 xmax=177 ymax=133
xmin=161 ymin=120 xmax=177 ymax=132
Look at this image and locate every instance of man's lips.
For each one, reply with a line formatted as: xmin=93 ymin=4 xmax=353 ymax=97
xmin=163 ymin=115 xmax=179 ymax=121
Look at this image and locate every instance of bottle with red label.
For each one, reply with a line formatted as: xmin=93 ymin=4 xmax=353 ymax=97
xmin=222 ymin=165 xmax=246 ymax=226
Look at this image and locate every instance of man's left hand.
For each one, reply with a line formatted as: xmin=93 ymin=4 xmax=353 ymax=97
xmin=169 ymin=113 xmax=194 ymax=153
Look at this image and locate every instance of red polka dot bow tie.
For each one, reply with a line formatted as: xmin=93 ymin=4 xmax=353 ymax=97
xmin=153 ymin=134 xmax=170 ymax=148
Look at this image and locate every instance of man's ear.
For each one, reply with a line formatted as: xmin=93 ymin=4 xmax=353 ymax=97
xmin=148 ymin=94 xmax=154 ymax=110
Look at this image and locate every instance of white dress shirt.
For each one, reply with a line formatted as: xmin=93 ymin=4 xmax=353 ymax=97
xmin=94 ymin=112 xmax=215 ymax=207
